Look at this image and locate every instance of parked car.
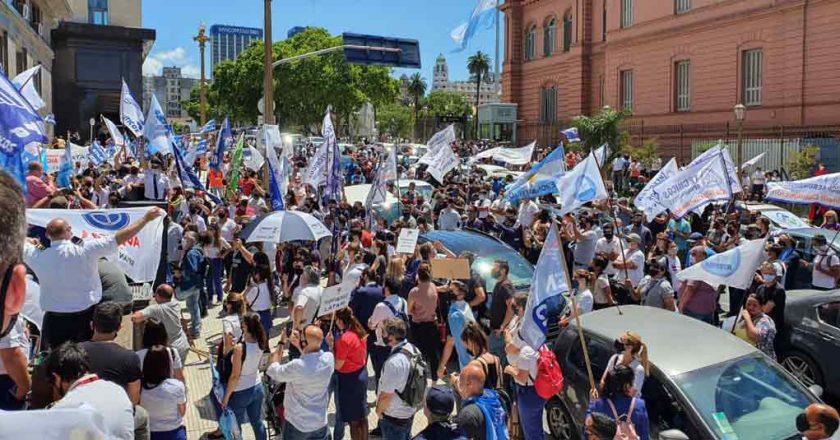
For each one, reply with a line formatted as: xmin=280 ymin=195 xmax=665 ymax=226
xmin=343 ymin=184 xmax=401 ymax=224
xmin=548 ymin=305 xmax=821 ymax=440
xmin=778 ymin=289 xmax=840 ymax=398
xmin=474 ymin=163 xmax=524 ymax=181
xmin=397 ymin=179 xmax=434 ymax=201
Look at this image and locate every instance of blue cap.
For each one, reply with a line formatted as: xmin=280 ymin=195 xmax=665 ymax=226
xmin=426 ymin=385 xmax=455 ymax=416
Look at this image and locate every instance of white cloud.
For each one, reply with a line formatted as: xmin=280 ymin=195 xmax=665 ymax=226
xmin=142 ymin=46 xmax=201 ymax=78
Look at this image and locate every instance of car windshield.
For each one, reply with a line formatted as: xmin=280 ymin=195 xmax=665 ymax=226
xmin=673 ymin=354 xmax=813 ymax=440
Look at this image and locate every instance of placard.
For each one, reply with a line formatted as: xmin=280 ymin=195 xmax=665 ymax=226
xmin=318 ymin=283 xmax=353 ymax=318
xmin=431 ymin=258 xmax=471 ymax=280
xmin=396 ymin=228 xmax=419 ymax=254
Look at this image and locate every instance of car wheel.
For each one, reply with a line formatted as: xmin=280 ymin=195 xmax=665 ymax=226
xmin=546 ymin=398 xmax=579 ymax=440
xmin=781 ymin=351 xmax=824 ymax=389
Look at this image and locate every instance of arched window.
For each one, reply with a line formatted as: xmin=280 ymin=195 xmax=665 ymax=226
xmin=543 ymin=18 xmax=556 ymax=57
xmin=563 ymin=13 xmax=573 ymax=52
xmin=524 ymin=25 xmax=537 ymax=61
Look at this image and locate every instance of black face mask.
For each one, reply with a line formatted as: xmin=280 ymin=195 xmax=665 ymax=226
xmin=796 ymin=412 xmax=809 ymax=433
xmin=614 ymin=339 xmax=625 ymax=353
xmin=603 ymin=231 xmax=614 ymax=240
xmin=294 ymin=267 xmax=304 ymax=275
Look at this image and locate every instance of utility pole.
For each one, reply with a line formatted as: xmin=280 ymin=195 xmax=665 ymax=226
xmin=194 ymin=23 xmax=209 ymax=126
xmin=262 ymin=0 xmax=274 ymax=190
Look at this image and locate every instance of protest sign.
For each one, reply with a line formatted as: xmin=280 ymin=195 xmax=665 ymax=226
xmin=431 ymin=258 xmax=471 ymax=280
xmin=46 ymin=144 xmax=89 ymax=174
xmin=318 ymin=283 xmax=353 ymax=318
xmin=396 ymin=228 xmax=419 ymax=254
xmin=766 ymin=172 xmax=840 ymax=209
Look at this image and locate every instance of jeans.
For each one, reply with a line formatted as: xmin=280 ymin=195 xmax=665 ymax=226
xmin=0 ymin=375 xmax=25 ymax=410
xmin=150 ymin=426 xmax=186 ymax=440
xmin=380 ymin=415 xmax=414 ymax=440
xmin=282 ymin=422 xmax=329 ymax=440
xmin=228 ymin=384 xmax=267 ymax=440
xmin=517 ymin=385 xmax=546 ymax=440
xmin=331 ymin=374 xmax=345 ymax=440
xmin=208 ymin=258 xmax=224 ymax=302
xmin=177 ymin=287 xmax=202 ymax=336
xmin=257 ymin=309 xmax=272 ymax=336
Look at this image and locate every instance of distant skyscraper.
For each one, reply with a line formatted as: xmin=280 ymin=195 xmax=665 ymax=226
xmin=210 ymin=25 xmax=263 ymax=71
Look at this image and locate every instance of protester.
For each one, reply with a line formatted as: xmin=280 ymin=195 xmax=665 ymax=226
xmin=459 ymin=322 xmax=504 ymax=391
xmin=455 ymin=362 xmax=509 ymax=440
xmin=177 ymin=231 xmax=205 ymax=338
xmin=598 ymin=331 xmax=649 ymax=399
xmin=437 ymin=280 xmax=476 ymax=378
xmin=132 ymin=284 xmax=191 ymax=364
xmin=414 ymin=386 xmax=465 ymax=440
xmin=136 ymin=318 xmax=185 ymax=383
xmin=140 ymin=346 xmax=187 ymax=440
xmin=503 ymin=306 xmax=544 ymax=440
xmin=798 ymin=403 xmax=840 ymax=440
xmin=369 ymin=278 xmax=409 ymax=385
xmin=633 ymin=260 xmax=676 ymax=311
xmin=804 ymin=234 xmax=840 ymax=290
xmin=246 ymin=262 xmax=274 ymax=335
xmin=219 ymin=313 xmax=269 ymax=440
xmin=81 ymin=302 xmax=143 ymax=406
xmin=376 ymin=318 xmax=423 ymax=440
xmin=587 ymin=364 xmax=650 ymax=440
xmin=327 ymin=307 xmax=369 ymax=440
xmin=585 ymin=412 xmax=618 ymax=440
xmin=407 ymin=262 xmax=442 ymax=375
xmin=0 ymin=305 xmax=29 ymax=411
xmin=488 ymin=260 xmax=515 ymax=366
xmin=733 ymin=293 xmax=777 ymax=359
xmin=678 ymin=246 xmax=718 ymax=324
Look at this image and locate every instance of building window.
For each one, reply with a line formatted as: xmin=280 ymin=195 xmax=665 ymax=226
xmin=621 ymin=0 xmax=634 ymax=28
xmin=620 ymin=70 xmax=634 ymax=110
xmin=524 ymin=25 xmax=537 ymax=61
xmin=540 ymin=86 xmax=557 ymax=123
xmin=15 ymin=48 xmax=26 ymax=77
xmin=602 ymin=2 xmax=607 ymax=41
xmin=543 ymin=18 xmax=556 ymax=57
xmin=742 ymin=48 xmax=763 ymax=106
xmin=88 ymin=0 xmax=109 ymax=25
xmin=674 ymin=61 xmax=690 ymax=111
xmin=675 ymin=0 xmax=691 ymax=14
xmin=0 ymin=31 xmax=7 ymax=74
xmin=34 ymin=68 xmax=41 ymax=95
xmin=562 ymin=13 xmax=573 ymax=52
xmin=598 ymin=76 xmax=605 ymax=108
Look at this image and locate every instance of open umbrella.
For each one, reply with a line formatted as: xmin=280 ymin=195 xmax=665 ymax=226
xmin=240 ymin=211 xmax=332 ymax=243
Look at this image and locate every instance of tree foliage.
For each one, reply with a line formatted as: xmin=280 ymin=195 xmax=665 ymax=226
xmin=620 ymin=138 xmax=659 ymax=165
xmin=376 ymin=102 xmax=413 ymax=140
xmin=419 ymin=91 xmax=472 ymax=119
xmin=787 ymin=145 xmax=820 ymax=180
xmin=467 ymin=51 xmax=490 ymax=137
xmin=570 ymin=107 xmax=633 ymax=160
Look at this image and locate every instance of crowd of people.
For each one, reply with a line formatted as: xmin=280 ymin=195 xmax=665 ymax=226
xmin=0 ymin=128 xmax=838 ymax=440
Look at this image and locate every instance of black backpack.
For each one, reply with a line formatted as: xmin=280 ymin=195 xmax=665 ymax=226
xmin=216 ymin=340 xmax=247 ymax=384
xmin=392 ymin=345 xmax=429 ymax=409
xmin=609 ymin=277 xmax=636 ymax=305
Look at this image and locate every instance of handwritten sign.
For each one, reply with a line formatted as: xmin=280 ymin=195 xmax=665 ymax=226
xmin=431 ymin=258 xmax=471 ymax=280
xmin=396 ymin=228 xmax=419 ymax=254
xmin=318 ymin=283 xmax=353 ymax=318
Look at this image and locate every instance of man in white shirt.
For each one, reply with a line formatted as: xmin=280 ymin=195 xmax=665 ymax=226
xmin=613 ymin=233 xmax=646 ymax=288
xmin=594 ymin=223 xmax=623 ymax=275
xmin=437 ymin=200 xmax=462 ymax=231
xmin=293 ymin=266 xmax=323 ymax=331
xmin=376 ymin=318 xmax=421 ymax=438
xmin=571 ymin=216 xmax=598 ymax=269
xmin=751 ymin=167 xmax=767 ymax=199
xmin=612 ymin=156 xmax=627 ymax=191
xmin=266 ymin=325 xmax=334 ymax=440
xmin=516 ymin=199 xmax=540 ymax=229
xmin=807 ymin=234 xmax=840 ymax=290
xmin=142 ymin=160 xmax=170 ymax=201
xmin=24 ymin=207 xmax=163 ymax=349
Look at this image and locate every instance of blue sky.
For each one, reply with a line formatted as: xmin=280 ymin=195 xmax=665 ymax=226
xmin=141 ymin=0 xmax=502 ymax=85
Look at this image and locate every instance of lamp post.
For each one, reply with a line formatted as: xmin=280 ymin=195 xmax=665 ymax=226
xmin=261 ymin=0 xmax=274 ymax=190
xmin=734 ymin=103 xmax=746 ymax=178
xmin=194 ymin=23 xmax=209 ymax=127
xmin=88 ymin=117 xmax=95 ymax=144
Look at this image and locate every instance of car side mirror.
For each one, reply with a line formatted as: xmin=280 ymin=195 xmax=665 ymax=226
xmin=659 ymin=429 xmax=690 ymax=440
xmin=809 ymin=384 xmax=824 ymax=398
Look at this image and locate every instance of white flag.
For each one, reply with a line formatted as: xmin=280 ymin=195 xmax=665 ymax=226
xmin=419 ymin=143 xmax=459 ymax=182
xmin=120 ymin=79 xmax=145 ymax=137
xmin=557 ymin=152 xmax=609 ymax=216
xmin=244 ymin=145 xmax=265 ymax=171
xmin=741 ymin=152 xmax=766 ymax=169
xmin=593 ymin=144 xmax=608 ymax=166
xmin=101 ymin=115 xmax=126 ymax=148
xmin=426 ymin=124 xmax=456 ymax=152
xmin=303 ymin=137 xmax=330 ymax=188
xmin=657 ymin=149 xmax=735 ymax=219
xmin=382 ymin=145 xmax=399 ymax=181
xmin=766 ymin=172 xmax=840 ymax=208
xmin=520 ymin=222 xmax=569 ymax=349
xmin=634 ymin=158 xmax=678 ymax=222
xmin=676 ymin=239 xmax=766 ymax=289
xmin=12 ymin=65 xmax=45 ymax=110
xmin=472 ymin=141 xmax=535 ymax=166
xmin=143 ymin=95 xmax=173 ymax=155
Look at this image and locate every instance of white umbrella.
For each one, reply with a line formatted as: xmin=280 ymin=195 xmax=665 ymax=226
xmin=240 ymin=211 xmax=332 ymax=243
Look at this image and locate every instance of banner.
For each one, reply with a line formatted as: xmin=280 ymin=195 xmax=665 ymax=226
xmin=473 ymin=141 xmax=535 ymax=166
xmin=520 ymin=222 xmax=568 ymax=349
xmin=656 ymin=149 xmax=735 ymax=218
xmin=419 ymin=143 xmax=459 ymax=182
xmin=26 ymin=208 xmax=166 ymax=282
xmin=676 ymin=239 xmax=766 ymax=290
xmin=0 ymin=68 xmax=48 ymax=191
xmin=766 ymin=172 xmax=840 ymax=209
xmin=243 ymin=145 xmax=265 ymax=171
xmin=426 ymin=124 xmax=456 ymax=152
xmin=101 ymin=115 xmax=125 ymax=148
xmin=741 ymin=152 xmax=766 ymax=169
xmin=505 ymin=144 xmax=566 ymax=203
xmin=46 ymin=144 xmax=89 ymax=174
xmin=557 ymin=152 xmax=609 ymax=216
xmin=634 ymin=158 xmax=678 ymax=221
xmin=120 ymin=79 xmax=144 ymax=137
xmin=143 ymin=95 xmax=173 ymax=155
xmin=11 ymin=65 xmax=45 ymax=111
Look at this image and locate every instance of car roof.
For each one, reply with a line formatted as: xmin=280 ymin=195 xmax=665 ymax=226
xmin=343 ymin=184 xmax=398 ymax=205
xmin=786 ymin=289 xmax=840 ymax=305
xmin=420 ymin=229 xmax=507 ymax=250
xmin=576 ymin=305 xmax=757 ymax=376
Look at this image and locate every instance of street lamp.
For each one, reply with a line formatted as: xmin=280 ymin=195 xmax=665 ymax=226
xmin=734 ymin=103 xmax=746 ymax=179
xmin=194 ymin=23 xmax=209 ymax=126
xmin=88 ymin=117 xmax=95 ymax=144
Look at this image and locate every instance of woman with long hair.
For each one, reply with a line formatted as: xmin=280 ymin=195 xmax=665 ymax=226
xmin=326 ymin=307 xmax=369 ymax=440
xmin=587 ymin=364 xmax=651 ymax=440
xmin=222 ymin=292 xmax=246 ymax=342
xmin=460 ymin=321 xmax=503 ymax=391
xmin=590 ymin=255 xmax=615 ymax=310
xmin=246 ymin=263 xmax=274 ymax=336
xmin=219 ymin=313 xmax=269 ymax=440
xmin=204 ymin=224 xmax=231 ymax=304
xmin=384 ymin=256 xmax=409 ymax=298
xmin=137 ymin=318 xmax=185 ymax=384
xmin=597 ymin=330 xmax=650 ymax=399
xmin=140 ymin=345 xmax=187 ymax=440
xmin=369 ymin=240 xmax=389 ymax=281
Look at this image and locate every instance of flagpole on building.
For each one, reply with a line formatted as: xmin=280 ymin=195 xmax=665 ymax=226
xmin=494 ymin=0 xmax=501 ymax=94
xmin=554 ymin=221 xmax=597 ymax=392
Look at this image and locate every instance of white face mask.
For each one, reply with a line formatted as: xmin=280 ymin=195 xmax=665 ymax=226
xmin=762 ymin=273 xmax=776 ymax=283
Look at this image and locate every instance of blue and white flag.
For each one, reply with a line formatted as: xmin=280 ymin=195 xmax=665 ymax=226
xmin=505 ymin=144 xmax=566 ymax=203
xmin=0 ymin=69 xmax=48 ymax=191
xmin=126 ymin=139 xmax=138 ymax=159
xmin=195 ymin=139 xmax=208 ymax=155
xmin=634 ymin=158 xmax=678 ymax=221
xmin=101 ymin=115 xmax=126 ymax=147
xmin=766 ymin=171 xmax=840 ymax=209
xmin=210 ymin=117 xmax=232 ymax=171
xmin=557 ymin=152 xmax=609 ymax=215
xmin=657 ymin=147 xmax=737 ymax=218
xmin=89 ymin=141 xmax=108 ymax=167
xmin=200 ymin=119 xmax=216 ymax=134
xmin=120 ymin=79 xmax=145 ymax=137
xmin=593 ymin=144 xmax=608 ymax=166
xmin=689 ymin=144 xmax=740 ymax=191
xmin=143 ymin=95 xmax=173 ymax=155
xmin=12 ymin=65 xmax=45 ymax=111
xmin=57 ymin=143 xmax=74 ymax=188
xmin=676 ymin=239 xmax=766 ymax=289
xmin=561 ymin=127 xmax=580 ymax=143
xmin=244 ymin=145 xmax=265 ymax=171
xmin=173 ymin=141 xmax=222 ymax=205
xmin=520 ymin=222 xmax=569 ymax=349
xmin=263 ymin=124 xmax=288 ymax=211
xmin=322 ymin=110 xmax=343 ymax=205
xmin=451 ymin=0 xmax=496 ymax=52
xmin=43 ymin=113 xmax=56 ymax=125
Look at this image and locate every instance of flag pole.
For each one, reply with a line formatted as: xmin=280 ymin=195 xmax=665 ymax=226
xmin=554 ymin=220 xmax=597 ymax=392
xmin=592 ymin=148 xmax=628 ymax=312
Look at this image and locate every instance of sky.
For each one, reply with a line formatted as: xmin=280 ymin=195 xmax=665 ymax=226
xmin=141 ymin=0 xmax=502 ymax=85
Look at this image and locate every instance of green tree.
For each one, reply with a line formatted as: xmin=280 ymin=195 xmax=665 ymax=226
xmin=467 ymin=51 xmax=490 ymax=138
xmin=420 ymin=91 xmax=472 ymax=119
xmin=376 ymin=103 xmax=412 ymax=140
xmin=786 ymin=145 xmax=820 ymax=179
xmin=407 ymin=73 xmax=427 ymax=138
xmin=570 ymin=107 xmax=633 ymax=161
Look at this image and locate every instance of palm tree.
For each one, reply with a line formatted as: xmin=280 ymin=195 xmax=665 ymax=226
xmin=407 ymin=73 xmax=427 ymax=140
xmin=467 ymin=51 xmax=491 ymax=139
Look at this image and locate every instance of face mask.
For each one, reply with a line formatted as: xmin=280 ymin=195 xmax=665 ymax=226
xmin=603 ymin=231 xmax=614 ymax=239
xmin=762 ymin=274 xmax=776 ymax=283
xmin=668 ymin=248 xmax=677 ymax=256
xmin=795 ymin=412 xmax=809 ymax=433
xmin=649 ymin=269 xmax=660 ymax=277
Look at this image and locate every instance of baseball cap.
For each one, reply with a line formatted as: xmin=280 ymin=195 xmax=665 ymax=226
xmin=626 ymin=233 xmax=641 ymax=243
xmin=688 ymin=232 xmax=704 ymax=242
xmin=425 ymin=386 xmax=455 ymax=416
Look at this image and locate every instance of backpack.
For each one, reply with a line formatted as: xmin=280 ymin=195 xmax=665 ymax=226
xmin=607 ymin=398 xmax=640 ymax=440
xmin=391 ymin=345 xmax=429 ymax=409
xmin=609 ymin=278 xmax=635 ymax=305
xmin=532 ymin=345 xmax=564 ymax=400
xmin=464 ymin=389 xmax=509 ymax=440
xmin=216 ymin=340 xmax=247 ymax=384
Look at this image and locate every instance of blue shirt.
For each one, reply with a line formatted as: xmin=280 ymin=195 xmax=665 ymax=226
xmin=179 ymin=247 xmax=205 ymax=291
xmin=350 ymin=283 xmax=384 ymax=332
xmin=667 ymin=219 xmax=691 ymax=251
xmin=586 ymin=397 xmax=650 ymax=440
xmin=447 ymin=300 xmax=475 ymax=370
xmin=686 ymin=247 xmax=716 ymax=267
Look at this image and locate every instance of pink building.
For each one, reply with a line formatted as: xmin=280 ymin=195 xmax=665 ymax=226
xmin=502 ymin=0 xmax=840 ymax=146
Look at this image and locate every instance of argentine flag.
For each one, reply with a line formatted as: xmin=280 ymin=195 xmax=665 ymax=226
xmin=505 ymin=144 xmax=566 ymax=203
xmin=557 ymin=152 xmax=609 ymax=216
xmin=451 ymin=0 xmax=497 ymax=52
xmin=520 ymin=222 xmax=569 ymax=349
xmin=561 ymin=127 xmax=580 ymax=143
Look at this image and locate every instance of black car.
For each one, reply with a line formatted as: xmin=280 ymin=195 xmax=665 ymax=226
xmin=778 ymin=289 xmax=840 ymax=398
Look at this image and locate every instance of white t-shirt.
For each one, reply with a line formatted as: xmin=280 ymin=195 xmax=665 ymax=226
xmin=517 ymin=201 xmax=540 ymax=229
xmin=612 ymin=157 xmax=627 ymax=172
xmin=595 ymin=237 xmax=622 ymax=275
xmin=222 ymin=313 xmax=243 ymax=341
xmin=247 ymin=282 xmax=273 ymax=312
xmin=140 ymin=378 xmax=186 ymax=432
xmin=219 ymin=218 xmax=238 ymax=242
xmin=53 ymin=377 xmax=134 ymax=440
xmin=294 ymin=285 xmax=323 ymax=329
xmin=369 ymin=295 xmax=408 ymax=346
xmin=606 ymin=354 xmax=645 ymax=398
xmin=617 ymin=248 xmax=646 ymax=288
xmin=573 ymin=289 xmax=594 ymax=315
xmin=0 ymin=318 xmax=29 ymax=375
xmin=190 ymin=214 xmax=207 ymax=233
xmin=511 ymin=344 xmax=539 ymax=386
xmin=812 ymin=253 xmax=840 ymax=289
xmin=751 ymin=170 xmax=766 ymax=185
xmin=592 ymin=275 xmax=611 ymax=305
